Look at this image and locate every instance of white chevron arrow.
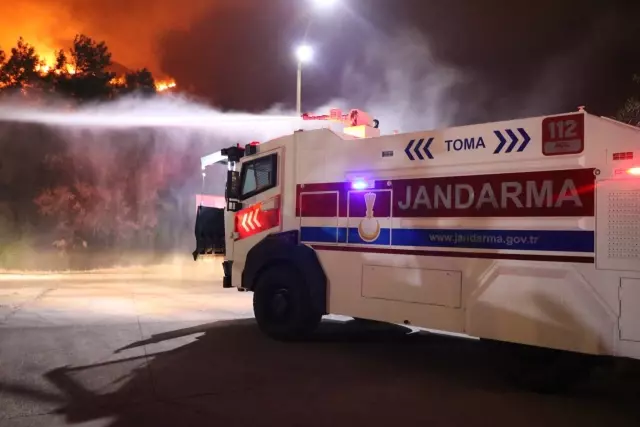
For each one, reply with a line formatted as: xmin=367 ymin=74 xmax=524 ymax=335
xmin=241 ymin=212 xmax=249 ymax=232
xmin=247 ymin=210 xmax=256 ymax=231
xmin=253 ymin=210 xmax=262 ymax=228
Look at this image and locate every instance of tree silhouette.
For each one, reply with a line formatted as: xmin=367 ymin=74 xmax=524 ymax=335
xmin=52 ymin=34 xmax=117 ymax=101
xmin=0 ymin=34 xmax=164 ymax=99
xmin=0 ymin=38 xmax=43 ymax=91
xmin=125 ymin=68 xmax=157 ymax=95
xmin=615 ymin=75 xmax=640 ymax=127
xmin=55 ymin=49 xmax=67 ymax=72
xmin=71 ymin=35 xmax=112 ymax=74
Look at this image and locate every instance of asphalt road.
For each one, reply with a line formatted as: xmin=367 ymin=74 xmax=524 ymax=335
xmin=0 ymin=263 xmax=639 ymax=427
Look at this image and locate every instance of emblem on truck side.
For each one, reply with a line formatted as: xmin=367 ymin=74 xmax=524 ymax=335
xmin=358 ymin=192 xmax=381 ymax=242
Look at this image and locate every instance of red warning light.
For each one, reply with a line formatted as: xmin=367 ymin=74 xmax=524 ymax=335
xmin=234 ymin=196 xmax=281 ymax=240
xmin=613 ymin=152 xmax=634 ymax=161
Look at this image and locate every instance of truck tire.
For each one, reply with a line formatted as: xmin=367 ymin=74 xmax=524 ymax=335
xmin=253 ymin=265 xmax=322 ymax=341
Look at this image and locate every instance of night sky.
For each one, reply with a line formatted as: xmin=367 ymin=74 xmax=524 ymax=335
xmin=156 ymin=0 xmax=639 ymax=126
xmin=2 ymin=0 xmax=639 ymax=128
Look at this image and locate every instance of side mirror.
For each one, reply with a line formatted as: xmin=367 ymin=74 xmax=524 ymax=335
xmin=225 ymin=170 xmax=242 ymax=210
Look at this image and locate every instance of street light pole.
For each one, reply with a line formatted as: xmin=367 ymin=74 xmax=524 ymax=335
xmin=295 ymin=45 xmax=313 ymax=116
xmin=292 ymin=0 xmax=338 ymax=115
xmin=296 ymin=60 xmax=303 ymax=116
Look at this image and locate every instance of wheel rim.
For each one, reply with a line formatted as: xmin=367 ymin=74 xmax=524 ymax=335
xmin=269 ymin=288 xmax=291 ymax=321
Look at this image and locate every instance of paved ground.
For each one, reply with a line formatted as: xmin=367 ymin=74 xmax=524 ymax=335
xmin=0 ymin=262 xmax=639 ymax=426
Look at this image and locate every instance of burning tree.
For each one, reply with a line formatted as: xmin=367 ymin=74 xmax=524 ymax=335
xmin=112 ymin=68 xmax=157 ymax=97
xmin=51 ymin=35 xmax=116 ymax=101
xmin=0 ymin=34 xmax=170 ymax=99
xmin=49 ymin=34 xmax=158 ymax=101
xmin=0 ymin=38 xmax=46 ymax=91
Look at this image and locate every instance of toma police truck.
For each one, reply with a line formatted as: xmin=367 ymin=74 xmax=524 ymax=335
xmin=194 ymin=107 xmax=640 ymax=389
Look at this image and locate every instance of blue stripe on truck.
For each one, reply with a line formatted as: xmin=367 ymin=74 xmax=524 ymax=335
xmin=300 ymin=227 xmax=594 ymax=253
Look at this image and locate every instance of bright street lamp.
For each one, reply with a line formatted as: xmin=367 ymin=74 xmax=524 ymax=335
xmin=295 ymin=45 xmax=314 ymax=116
xmin=295 ymin=45 xmax=314 ymax=63
xmin=312 ymin=0 xmax=338 ymax=9
xmin=295 ymin=0 xmax=337 ymax=115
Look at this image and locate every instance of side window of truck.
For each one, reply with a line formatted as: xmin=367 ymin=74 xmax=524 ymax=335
xmin=240 ymin=153 xmax=278 ymax=200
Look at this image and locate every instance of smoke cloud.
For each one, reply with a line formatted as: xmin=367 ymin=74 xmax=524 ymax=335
xmin=320 ymin=29 xmax=462 ymax=132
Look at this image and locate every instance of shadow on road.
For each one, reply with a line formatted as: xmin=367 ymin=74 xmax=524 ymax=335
xmin=38 ymin=319 xmax=640 ymax=427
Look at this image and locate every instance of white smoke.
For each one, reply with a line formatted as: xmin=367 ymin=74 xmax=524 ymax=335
xmin=318 ymin=29 xmax=462 ymax=133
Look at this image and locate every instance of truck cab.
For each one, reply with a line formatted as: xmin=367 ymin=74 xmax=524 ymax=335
xmin=194 ymin=109 xmax=380 ymax=335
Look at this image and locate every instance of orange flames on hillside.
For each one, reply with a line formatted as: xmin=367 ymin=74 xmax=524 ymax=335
xmin=34 ymin=63 xmax=76 ymax=75
xmin=3 ymin=46 xmax=176 ymax=93
xmin=156 ymin=80 xmax=177 ymax=92
xmin=107 ymin=75 xmax=177 ymax=92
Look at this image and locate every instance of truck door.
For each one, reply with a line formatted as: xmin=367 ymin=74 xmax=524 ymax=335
xmin=193 ymin=155 xmax=228 ymax=260
xmin=231 ymin=148 xmax=283 ymax=285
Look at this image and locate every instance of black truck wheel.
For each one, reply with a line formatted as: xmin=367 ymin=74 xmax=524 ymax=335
xmin=253 ymin=265 xmax=322 ymax=341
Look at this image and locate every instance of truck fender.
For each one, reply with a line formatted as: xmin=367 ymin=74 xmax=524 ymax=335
xmin=241 ymin=232 xmax=327 ymax=315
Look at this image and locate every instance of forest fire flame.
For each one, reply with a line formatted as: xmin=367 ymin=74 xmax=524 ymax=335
xmin=3 ymin=46 xmax=176 ymax=93
xmin=34 ymin=63 xmax=77 ymax=75
xmin=156 ymin=80 xmax=177 ymax=92
xmin=107 ymin=75 xmax=177 ymax=92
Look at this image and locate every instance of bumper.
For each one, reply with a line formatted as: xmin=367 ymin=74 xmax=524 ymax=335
xmin=222 ymin=260 xmax=233 ymax=289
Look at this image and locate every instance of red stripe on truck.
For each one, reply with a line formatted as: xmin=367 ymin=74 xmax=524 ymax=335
xmin=297 ymin=168 xmax=595 ymax=218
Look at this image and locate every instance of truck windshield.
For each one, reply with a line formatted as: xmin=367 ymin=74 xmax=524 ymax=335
xmin=240 ymin=153 xmax=277 ymax=199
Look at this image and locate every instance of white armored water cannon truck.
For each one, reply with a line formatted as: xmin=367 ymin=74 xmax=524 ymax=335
xmin=194 ymin=107 xmax=640 ymax=391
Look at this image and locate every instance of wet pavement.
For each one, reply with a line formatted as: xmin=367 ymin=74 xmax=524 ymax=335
xmin=0 ymin=263 xmax=639 ymax=426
